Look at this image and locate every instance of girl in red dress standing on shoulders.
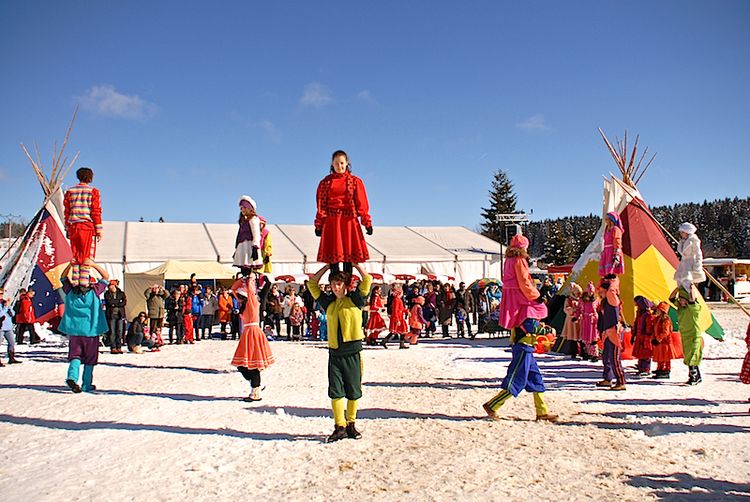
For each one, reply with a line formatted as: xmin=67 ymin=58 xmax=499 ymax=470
xmin=315 ymin=150 xmax=372 ymax=275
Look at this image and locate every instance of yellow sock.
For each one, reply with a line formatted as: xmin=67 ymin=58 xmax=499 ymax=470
xmin=331 ymin=398 xmax=346 ymax=427
xmin=485 ymin=389 xmax=513 ymax=412
xmin=346 ymin=399 xmax=358 ymax=423
xmin=533 ymin=392 xmax=549 ymax=416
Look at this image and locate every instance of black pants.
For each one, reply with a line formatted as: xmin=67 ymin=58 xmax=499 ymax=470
xmin=231 ymin=314 xmax=240 ymax=339
xmin=169 ymin=323 xmax=184 ymax=343
xmin=16 ymin=323 xmax=39 ymax=344
xmin=238 ymin=366 xmax=261 ymax=388
xmin=199 ymin=314 xmax=214 ymax=338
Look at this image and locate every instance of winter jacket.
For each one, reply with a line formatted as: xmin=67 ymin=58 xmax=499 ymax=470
xmin=15 ymin=294 xmax=36 ymax=323
xmin=165 ymin=296 xmax=185 ymax=324
xmin=144 ymin=288 xmax=169 ymax=319
xmin=202 ymin=293 xmax=218 ymax=316
xmin=190 ymin=295 xmax=203 ymax=316
xmin=0 ymin=301 xmax=15 ymax=331
xmin=104 ymin=288 xmax=127 ymax=319
xmin=674 ymin=234 xmax=706 ymax=284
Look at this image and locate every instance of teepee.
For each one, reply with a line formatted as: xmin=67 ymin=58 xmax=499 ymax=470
xmin=0 ymin=111 xmax=78 ymax=323
xmin=552 ymin=130 xmax=724 ymax=341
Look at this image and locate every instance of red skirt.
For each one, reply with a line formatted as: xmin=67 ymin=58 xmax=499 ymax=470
xmin=741 ymin=351 xmax=750 ymax=384
xmin=232 ymin=323 xmax=275 ymax=370
xmin=317 ymin=214 xmax=369 ymax=264
xmin=632 ymin=335 xmax=653 ymax=360
xmin=367 ymin=312 xmax=387 ymax=333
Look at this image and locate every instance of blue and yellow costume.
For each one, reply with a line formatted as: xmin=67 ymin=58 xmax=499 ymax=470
xmin=484 ymin=319 xmax=556 ymax=419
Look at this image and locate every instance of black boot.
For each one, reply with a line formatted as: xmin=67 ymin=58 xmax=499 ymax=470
xmin=692 ymin=366 xmax=702 ymax=385
xmin=326 ymin=425 xmax=348 ymax=443
xmin=380 ymin=333 xmax=393 ymax=348
xmin=346 ymin=422 xmax=362 ymax=439
xmin=8 ymin=351 xmax=21 ymax=364
xmin=685 ymin=366 xmax=698 ymax=385
xmin=399 ymin=335 xmax=408 ymax=349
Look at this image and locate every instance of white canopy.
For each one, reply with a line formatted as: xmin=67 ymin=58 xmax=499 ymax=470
xmin=97 ymin=221 xmax=504 ymax=286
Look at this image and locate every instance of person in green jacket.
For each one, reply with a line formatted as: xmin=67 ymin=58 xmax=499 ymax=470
xmin=670 ymin=286 xmax=703 ymax=385
xmin=308 ymin=263 xmax=372 ymax=443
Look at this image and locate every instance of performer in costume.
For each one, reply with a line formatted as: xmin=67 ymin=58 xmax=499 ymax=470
xmin=231 ymin=273 xmax=274 ymax=402
xmin=314 ymin=150 xmax=372 ymax=275
xmin=631 ymin=296 xmax=655 ymax=376
xmin=407 ymin=296 xmax=426 ymax=345
xmin=599 ymin=211 xmax=624 ymax=277
xmin=651 ymin=301 xmax=678 ymax=379
xmin=57 ymin=260 xmax=109 ymax=393
xmin=596 ymin=275 xmax=626 ymax=390
xmin=669 ymin=286 xmax=703 ymax=385
xmin=365 ymin=285 xmax=387 ymax=345
xmin=673 ymin=222 xmax=705 ymax=302
xmin=740 ymin=323 xmax=750 ymax=413
xmin=233 ymin=195 xmax=263 ymax=275
xmin=483 ymin=234 xmax=557 ymax=422
xmin=258 ymin=216 xmax=273 ymax=274
xmin=562 ymin=282 xmax=583 ymax=360
xmin=63 ymin=167 xmax=103 ymax=286
xmin=308 ymin=263 xmax=372 ymax=443
xmin=577 ymin=282 xmax=600 ymax=363
xmin=381 ymin=283 xmax=409 ymax=349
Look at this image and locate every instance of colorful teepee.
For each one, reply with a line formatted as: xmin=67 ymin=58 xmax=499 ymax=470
xmin=552 ymin=131 xmax=724 ymax=341
xmin=0 ymin=111 xmax=78 ymax=323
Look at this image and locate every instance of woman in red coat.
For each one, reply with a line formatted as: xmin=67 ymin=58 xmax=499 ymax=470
xmin=314 ymin=150 xmax=372 ymax=275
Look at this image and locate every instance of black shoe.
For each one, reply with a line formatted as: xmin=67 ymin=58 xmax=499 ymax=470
xmin=345 ymin=422 xmax=362 ymax=439
xmin=66 ymin=379 xmax=82 ymax=393
xmin=326 ymin=426 xmax=348 ymax=443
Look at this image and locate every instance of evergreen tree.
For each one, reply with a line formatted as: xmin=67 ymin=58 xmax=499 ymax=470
xmin=479 ymin=169 xmax=518 ymax=243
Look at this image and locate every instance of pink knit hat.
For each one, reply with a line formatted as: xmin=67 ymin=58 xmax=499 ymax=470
xmin=510 ymin=234 xmax=529 ymax=250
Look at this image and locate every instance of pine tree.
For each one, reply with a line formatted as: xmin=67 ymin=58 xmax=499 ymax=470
xmin=479 ymin=169 xmax=518 ymax=243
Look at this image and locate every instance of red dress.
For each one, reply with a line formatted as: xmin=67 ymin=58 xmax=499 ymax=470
xmin=388 ymin=293 xmax=409 ymax=335
xmin=232 ymin=279 xmax=275 ymax=370
xmin=366 ymin=295 xmax=387 ymax=338
xmin=315 ymin=172 xmax=371 ymax=264
xmin=183 ymin=296 xmax=194 ymax=343
xmin=631 ymin=309 xmax=655 ymax=360
xmin=651 ymin=314 xmax=679 ymax=363
xmin=740 ymin=324 xmax=750 ymax=384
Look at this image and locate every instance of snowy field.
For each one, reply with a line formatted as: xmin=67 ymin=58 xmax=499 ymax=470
xmin=1 ymin=305 xmax=749 ymax=501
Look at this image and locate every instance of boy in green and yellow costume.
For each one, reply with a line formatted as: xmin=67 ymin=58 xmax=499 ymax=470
xmin=309 ymin=263 xmax=372 ymax=443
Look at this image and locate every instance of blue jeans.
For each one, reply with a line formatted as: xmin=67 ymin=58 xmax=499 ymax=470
xmin=1 ymin=329 xmax=15 ymax=355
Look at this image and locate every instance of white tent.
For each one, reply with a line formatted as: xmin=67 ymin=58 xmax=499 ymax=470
xmin=97 ymin=221 xmax=504 ymax=287
xmin=123 ymin=260 xmax=237 ymax=319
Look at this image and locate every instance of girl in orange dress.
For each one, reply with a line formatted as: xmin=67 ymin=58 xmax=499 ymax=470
xmin=231 ymin=274 xmax=275 ymax=401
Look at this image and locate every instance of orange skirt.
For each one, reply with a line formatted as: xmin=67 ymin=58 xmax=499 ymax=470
xmin=232 ymin=323 xmax=275 ymax=370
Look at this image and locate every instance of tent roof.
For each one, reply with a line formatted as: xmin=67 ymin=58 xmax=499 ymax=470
xmin=98 ymin=222 xmax=502 ymax=265
xmin=135 ymin=260 xmax=237 ymax=280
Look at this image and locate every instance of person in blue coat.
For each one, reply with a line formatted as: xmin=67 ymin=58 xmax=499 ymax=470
xmin=57 ymin=260 xmax=110 ymax=393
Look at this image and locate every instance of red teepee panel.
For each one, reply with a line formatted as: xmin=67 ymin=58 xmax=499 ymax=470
xmin=620 ymin=198 xmax=679 ymax=268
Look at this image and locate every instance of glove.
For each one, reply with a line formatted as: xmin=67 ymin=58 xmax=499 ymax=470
xmin=365 ymin=226 xmax=373 ymax=235
xmin=630 ymin=334 xmax=636 ymax=345
xmin=314 ymin=228 xmax=322 ymax=237
xmin=536 ymin=297 xmax=545 ymax=304
xmin=263 ymin=255 xmax=270 ymax=264
xmin=251 ymin=247 xmax=259 ymax=261
xmin=651 ymin=337 xmax=660 ymax=346
xmin=612 ymin=255 xmax=621 ymax=266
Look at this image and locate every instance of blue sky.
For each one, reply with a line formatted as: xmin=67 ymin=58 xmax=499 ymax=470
xmin=1 ymin=1 xmax=748 ymax=229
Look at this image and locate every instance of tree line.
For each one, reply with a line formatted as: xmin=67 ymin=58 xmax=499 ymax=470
xmin=479 ymin=169 xmax=750 ymax=264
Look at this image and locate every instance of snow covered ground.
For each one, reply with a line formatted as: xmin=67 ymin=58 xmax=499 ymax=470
xmin=1 ymin=305 xmax=749 ymax=501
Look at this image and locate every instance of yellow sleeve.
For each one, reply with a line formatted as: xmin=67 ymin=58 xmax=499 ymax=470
xmin=308 ymin=278 xmax=322 ymax=300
